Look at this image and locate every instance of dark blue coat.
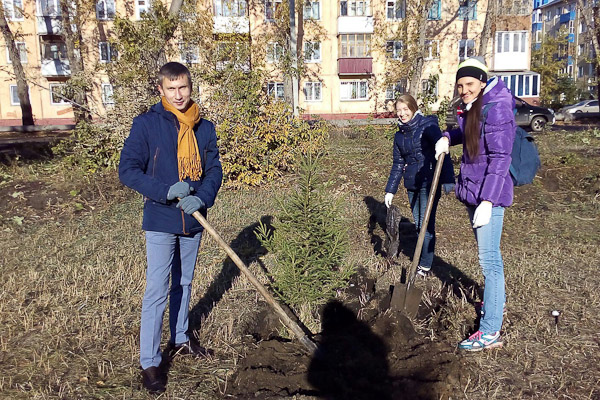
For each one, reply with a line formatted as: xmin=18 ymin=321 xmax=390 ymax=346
xmin=119 ymin=102 xmax=223 ymax=235
xmin=385 ymin=113 xmax=454 ymax=193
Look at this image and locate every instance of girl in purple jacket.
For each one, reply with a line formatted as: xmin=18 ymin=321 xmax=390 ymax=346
xmin=436 ymin=58 xmax=516 ymax=351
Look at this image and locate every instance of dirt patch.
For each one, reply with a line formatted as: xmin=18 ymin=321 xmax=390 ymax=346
xmin=229 ymin=280 xmax=464 ymax=400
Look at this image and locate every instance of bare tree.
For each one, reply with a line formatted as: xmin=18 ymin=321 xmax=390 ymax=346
xmin=0 ymin=4 xmax=34 ymax=125
xmin=576 ymin=0 xmax=600 ymax=100
xmin=406 ymin=0 xmax=436 ymax=97
xmin=478 ymin=0 xmax=497 ymax=57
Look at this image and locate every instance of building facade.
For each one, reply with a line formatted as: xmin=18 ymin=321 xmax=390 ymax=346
xmin=0 ymin=0 xmax=540 ymax=125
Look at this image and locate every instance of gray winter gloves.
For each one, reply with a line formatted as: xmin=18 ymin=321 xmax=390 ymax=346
xmin=167 ymin=181 xmax=192 ymax=200
xmin=177 ymin=196 xmax=205 ymax=215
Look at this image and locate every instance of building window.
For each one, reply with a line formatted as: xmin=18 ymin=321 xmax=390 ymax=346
xmin=266 ymin=42 xmax=284 ymax=63
xmin=569 ymin=20 xmax=574 ymax=34
xmin=427 ymin=0 xmax=441 ymax=20
xmin=386 ymin=0 xmax=405 ymax=19
xmin=215 ymin=0 xmax=247 ymax=17
xmin=385 ymin=40 xmax=402 ymax=60
xmin=501 ymin=73 xmax=540 ymax=97
xmin=268 ymin=82 xmax=284 ymax=100
xmin=578 ymin=44 xmax=584 ymax=56
xmin=6 ymin=42 xmax=27 ymax=64
xmin=578 ymin=66 xmax=584 ymax=78
xmin=96 ymin=0 xmax=115 ymax=19
xmin=42 ymin=41 xmax=67 ymax=61
xmin=304 ymin=41 xmax=321 ymax=62
xmin=99 ymin=42 xmax=118 ymax=62
xmin=458 ymin=39 xmax=474 ymax=61
xmin=102 ymin=83 xmax=114 ymax=104
xmin=496 ymin=31 xmax=527 ymax=53
xmin=458 ymin=0 xmax=476 ymax=20
xmin=265 ymin=0 xmax=282 ymax=21
xmin=3 ymin=0 xmax=23 ymax=20
xmin=304 ymin=82 xmax=321 ymax=101
xmin=385 ymin=79 xmax=407 ymax=100
xmin=421 ymin=79 xmax=438 ymax=96
xmin=50 ymin=83 xmax=68 ymax=105
xmin=38 ymin=0 xmax=61 ymax=16
xmin=340 ymin=34 xmax=371 ymax=57
xmin=340 ymin=80 xmax=368 ymax=100
xmin=135 ymin=0 xmax=149 ymax=19
xmin=341 ymin=0 xmax=370 ymax=16
xmin=424 ymin=39 xmax=439 ymax=59
xmin=180 ymin=43 xmax=199 ymax=64
xmin=9 ymin=85 xmax=20 ymax=105
xmin=304 ymin=0 xmax=320 ymax=19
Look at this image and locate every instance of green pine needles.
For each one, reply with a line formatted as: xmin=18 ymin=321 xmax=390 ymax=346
xmin=256 ymin=153 xmax=353 ymax=309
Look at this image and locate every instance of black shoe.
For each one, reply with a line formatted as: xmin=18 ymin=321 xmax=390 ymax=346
xmin=168 ymin=340 xmax=214 ymax=359
xmin=141 ymin=366 xmax=166 ymax=394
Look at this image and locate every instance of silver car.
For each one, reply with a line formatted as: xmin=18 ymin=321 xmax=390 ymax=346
xmin=560 ymin=100 xmax=599 ymax=119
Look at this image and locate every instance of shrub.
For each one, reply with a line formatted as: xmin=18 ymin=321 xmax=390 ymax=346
xmin=255 ymin=153 xmax=354 ymax=309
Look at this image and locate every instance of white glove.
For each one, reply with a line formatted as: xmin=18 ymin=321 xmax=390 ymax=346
xmin=435 ymin=137 xmax=449 ymax=160
xmin=472 ymin=201 xmax=493 ymax=228
xmin=384 ymin=193 xmax=394 ymax=208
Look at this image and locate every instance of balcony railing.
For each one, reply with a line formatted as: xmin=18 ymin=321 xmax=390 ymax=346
xmin=213 ymin=16 xmax=250 ymax=34
xmin=338 ymin=57 xmax=372 ymax=75
xmin=41 ymin=59 xmax=70 ymax=77
xmin=37 ymin=16 xmax=62 ymax=35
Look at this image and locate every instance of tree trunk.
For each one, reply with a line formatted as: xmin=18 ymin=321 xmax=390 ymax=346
xmin=408 ymin=1 xmax=432 ymax=96
xmin=60 ymin=0 xmax=91 ymax=123
xmin=576 ymin=0 xmax=600 ymax=99
xmin=0 ymin=5 xmax=34 ymax=125
xmin=478 ymin=0 xmax=496 ymax=58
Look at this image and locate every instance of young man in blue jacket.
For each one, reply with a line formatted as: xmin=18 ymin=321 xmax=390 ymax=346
xmin=119 ymin=62 xmax=223 ymax=393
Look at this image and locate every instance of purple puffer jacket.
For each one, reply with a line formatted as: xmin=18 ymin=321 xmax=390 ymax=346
xmin=444 ymin=77 xmax=516 ymax=207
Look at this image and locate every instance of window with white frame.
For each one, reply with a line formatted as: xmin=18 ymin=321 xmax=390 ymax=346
xmin=304 ymin=41 xmax=321 ymax=62
xmin=304 ymin=81 xmax=321 ymax=101
xmin=340 ymin=0 xmax=371 ymax=16
xmin=579 ymin=21 xmax=586 ymax=33
xmin=501 ymin=73 xmax=539 ymax=97
xmin=304 ymin=0 xmax=320 ymax=19
xmin=268 ymin=82 xmax=284 ymax=100
xmin=3 ymin=0 xmax=23 ymax=20
xmin=96 ymin=0 xmax=115 ymax=19
xmin=385 ymin=79 xmax=407 ymax=100
xmin=458 ymin=0 xmax=476 ymax=20
xmin=578 ymin=44 xmax=584 ymax=56
xmin=49 ymin=83 xmax=68 ymax=105
xmin=424 ymin=39 xmax=439 ymax=59
xmin=9 ymin=85 xmax=20 ymax=105
xmin=578 ymin=66 xmax=584 ymax=78
xmin=180 ymin=43 xmax=199 ymax=64
xmin=569 ymin=20 xmax=574 ymax=34
xmin=496 ymin=31 xmax=527 ymax=53
xmin=567 ymin=64 xmax=573 ymax=75
xmin=535 ymin=30 xmax=541 ymax=43
xmin=135 ymin=0 xmax=149 ymax=19
xmin=386 ymin=0 xmax=405 ymax=19
xmin=265 ymin=0 xmax=282 ymax=21
xmin=7 ymin=42 xmax=27 ymax=64
xmin=102 ymin=83 xmax=114 ymax=104
xmin=215 ymin=0 xmax=247 ymax=17
xmin=38 ymin=0 xmax=61 ymax=16
xmin=385 ymin=40 xmax=402 ymax=60
xmin=340 ymin=80 xmax=368 ymax=100
xmin=545 ymin=10 xmax=551 ymax=21
xmin=266 ymin=42 xmax=284 ymax=63
xmin=99 ymin=42 xmax=117 ymax=62
xmin=458 ymin=39 xmax=474 ymax=61
xmin=427 ymin=0 xmax=441 ymax=20
xmin=340 ymin=34 xmax=371 ymax=57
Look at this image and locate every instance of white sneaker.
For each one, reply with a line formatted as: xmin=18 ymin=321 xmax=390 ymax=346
xmin=417 ymin=265 xmax=431 ymax=277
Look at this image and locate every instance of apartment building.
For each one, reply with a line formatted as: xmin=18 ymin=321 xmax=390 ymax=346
xmin=0 ymin=0 xmax=538 ymax=124
xmin=532 ymin=0 xmax=598 ymax=97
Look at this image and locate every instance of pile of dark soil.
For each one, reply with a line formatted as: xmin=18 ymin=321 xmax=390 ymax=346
xmin=228 ymin=277 xmax=465 ymax=400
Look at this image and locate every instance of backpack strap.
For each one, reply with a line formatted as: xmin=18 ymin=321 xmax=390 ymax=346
xmin=479 ymin=102 xmax=498 ymax=137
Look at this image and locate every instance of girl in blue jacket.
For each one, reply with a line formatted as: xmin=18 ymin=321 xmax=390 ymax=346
xmin=384 ymin=94 xmax=454 ymax=276
xmin=437 ymin=58 xmax=516 ymax=352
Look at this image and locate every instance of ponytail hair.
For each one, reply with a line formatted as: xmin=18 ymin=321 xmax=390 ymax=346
xmin=464 ymin=96 xmax=483 ymax=160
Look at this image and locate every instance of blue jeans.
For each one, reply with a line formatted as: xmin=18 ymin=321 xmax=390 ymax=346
xmin=140 ymin=231 xmax=202 ymax=369
xmin=467 ymin=205 xmax=506 ymax=334
xmin=407 ymin=185 xmax=441 ymax=268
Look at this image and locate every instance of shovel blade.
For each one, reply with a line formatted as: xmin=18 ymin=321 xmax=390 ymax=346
xmin=389 ymin=284 xmax=423 ymax=318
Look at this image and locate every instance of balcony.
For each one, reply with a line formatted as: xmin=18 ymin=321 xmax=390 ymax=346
xmin=338 ymin=57 xmax=372 ymax=75
xmin=41 ymin=59 xmax=70 ymax=77
xmin=213 ymin=16 xmax=249 ymax=34
xmin=338 ymin=16 xmax=373 ymax=34
xmin=37 ymin=16 xmax=63 ymax=35
xmin=559 ymin=10 xmax=575 ymax=24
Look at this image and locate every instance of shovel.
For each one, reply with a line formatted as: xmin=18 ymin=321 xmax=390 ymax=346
xmin=389 ymin=152 xmax=446 ymax=317
xmin=189 ymin=209 xmax=318 ymax=354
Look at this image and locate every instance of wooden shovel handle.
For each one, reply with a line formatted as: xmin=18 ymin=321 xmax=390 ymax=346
xmin=406 ymin=152 xmax=445 ymax=289
xmin=190 ymin=209 xmax=318 ymax=353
